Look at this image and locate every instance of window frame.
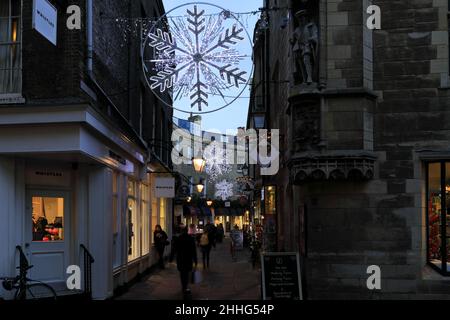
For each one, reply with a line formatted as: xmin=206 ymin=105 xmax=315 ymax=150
xmin=0 ymin=0 xmax=23 ymax=98
xmin=426 ymin=161 xmax=450 ymax=276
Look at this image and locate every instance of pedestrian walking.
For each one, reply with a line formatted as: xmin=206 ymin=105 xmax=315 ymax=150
xmin=153 ymin=225 xmax=168 ymax=269
xmin=199 ymin=230 xmax=211 ymax=269
xmin=204 ymin=219 xmax=217 ymax=249
xmin=174 ymin=225 xmax=198 ymax=295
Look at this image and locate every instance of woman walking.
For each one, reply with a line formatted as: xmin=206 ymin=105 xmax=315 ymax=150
xmin=199 ymin=230 xmax=211 ymax=269
xmin=154 ymin=225 xmax=168 ymax=269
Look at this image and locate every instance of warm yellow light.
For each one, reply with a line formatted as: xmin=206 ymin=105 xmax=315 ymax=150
xmin=192 ymin=157 xmax=206 ymax=173
xmin=186 ymin=196 xmax=192 ymax=203
xmin=11 ymin=20 xmax=17 ymax=42
xmin=196 ymin=183 xmax=205 ymax=193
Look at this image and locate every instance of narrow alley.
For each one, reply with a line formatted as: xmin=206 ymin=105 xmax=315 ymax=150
xmin=116 ymin=238 xmax=261 ymax=300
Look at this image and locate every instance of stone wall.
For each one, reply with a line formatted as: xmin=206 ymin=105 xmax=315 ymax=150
xmin=262 ymin=0 xmax=450 ymax=298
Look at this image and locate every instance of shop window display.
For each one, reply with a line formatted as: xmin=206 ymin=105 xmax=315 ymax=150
xmin=32 ymin=197 xmax=64 ymax=242
xmin=427 ymin=162 xmax=449 ymax=275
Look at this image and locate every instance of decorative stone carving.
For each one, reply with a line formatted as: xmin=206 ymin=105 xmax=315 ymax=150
xmin=290 ymin=9 xmax=319 ymax=85
xmin=292 ymin=100 xmax=321 ymax=152
xmin=291 ymin=154 xmax=376 ymax=184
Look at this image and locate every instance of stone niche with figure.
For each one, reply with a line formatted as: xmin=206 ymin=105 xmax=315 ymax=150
xmin=289 ymin=0 xmax=320 ymax=87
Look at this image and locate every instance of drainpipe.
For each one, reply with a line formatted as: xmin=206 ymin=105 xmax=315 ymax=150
xmin=87 ymin=0 xmax=93 ymax=74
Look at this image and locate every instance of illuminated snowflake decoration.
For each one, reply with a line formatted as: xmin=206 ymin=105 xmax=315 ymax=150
xmin=215 ymin=179 xmax=234 ymax=201
xmin=204 ymin=142 xmax=231 ymax=181
xmin=143 ymin=4 xmax=250 ymax=113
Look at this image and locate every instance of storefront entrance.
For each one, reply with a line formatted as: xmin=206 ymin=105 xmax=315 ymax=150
xmin=25 ymin=189 xmax=70 ymax=292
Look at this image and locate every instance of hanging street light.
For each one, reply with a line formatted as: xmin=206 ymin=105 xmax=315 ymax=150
xmin=192 ymin=155 xmax=206 ymax=173
xmin=196 ymin=180 xmax=205 ymax=193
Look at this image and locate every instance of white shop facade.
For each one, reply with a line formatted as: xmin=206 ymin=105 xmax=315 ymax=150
xmin=0 ymin=104 xmax=172 ymax=299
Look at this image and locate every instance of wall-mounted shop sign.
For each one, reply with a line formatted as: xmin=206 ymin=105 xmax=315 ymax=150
xmin=261 ymin=252 xmax=302 ymax=300
xmin=32 ymin=0 xmax=57 ymax=45
xmin=154 ymin=177 xmax=175 ymax=198
xmin=26 ymin=167 xmax=70 ymax=187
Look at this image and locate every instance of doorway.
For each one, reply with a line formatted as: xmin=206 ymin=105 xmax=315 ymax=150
xmin=26 ymin=189 xmax=70 ymax=291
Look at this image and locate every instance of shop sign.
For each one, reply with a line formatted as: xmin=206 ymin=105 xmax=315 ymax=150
xmin=261 ymin=252 xmax=302 ymax=300
xmin=33 ymin=0 xmax=57 ymax=45
xmin=154 ymin=177 xmax=175 ymax=198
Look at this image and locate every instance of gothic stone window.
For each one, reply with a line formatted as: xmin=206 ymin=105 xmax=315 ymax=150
xmin=427 ymin=162 xmax=450 ymax=276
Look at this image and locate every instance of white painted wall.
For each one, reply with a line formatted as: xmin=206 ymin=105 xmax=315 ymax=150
xmin=88 ymin=166 xmax=113 ymax=299
xmin=0 ymin=157 xmax=18 ymax=299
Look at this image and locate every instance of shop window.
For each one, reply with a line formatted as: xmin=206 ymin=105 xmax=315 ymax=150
xmin=160 ymin=198 xmax=166 ymax=231
xmin=141 ymin=182 xmax=150 ymax=255
xmin=427 ymin=162 xmax=449 ymax=275
xmin=151 ymin=196 xmax=158 ymax=242
xmin=112 ymin=172 xmax=121 ymax=269
xmin=128 ymin=180 xmax=140 ymax=261
xmin=32 ymin=197 xmax=64 ymax=242
xmin=0 ymin=0 xmax=21 ymax=95
xmin=263 ymin=185 xmax=277 ymax=251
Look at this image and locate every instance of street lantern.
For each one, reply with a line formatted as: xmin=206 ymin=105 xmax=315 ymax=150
xmin=192 ymin=155 xmax=206 ymax=173
xmin=253 ymin=113 xmax=266 ymax=129
xmin=206 ymin=199 xmax=213 ymax=207
xmin=195 ymin=180 xmax=205 ymax=193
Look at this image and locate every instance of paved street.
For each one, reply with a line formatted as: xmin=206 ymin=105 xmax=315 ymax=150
xmin=116 ymin=238 xmax=261 ymax=300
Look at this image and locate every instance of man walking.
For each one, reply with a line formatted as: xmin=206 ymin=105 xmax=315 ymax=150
xmin=174 ymin=224 xmax=198 ymax=295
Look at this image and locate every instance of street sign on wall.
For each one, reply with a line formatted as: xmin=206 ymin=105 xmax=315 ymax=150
xmin=154 ymin=177 xmax=175 ymax=198
xmin=261 ymin=252 xmax=303 ymax=300
xmin=32 ymin=0 xmax=57 ymax=45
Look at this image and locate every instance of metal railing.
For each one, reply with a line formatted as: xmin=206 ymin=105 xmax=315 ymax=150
xmin=80 ymin=244 xmax=95 ymax=299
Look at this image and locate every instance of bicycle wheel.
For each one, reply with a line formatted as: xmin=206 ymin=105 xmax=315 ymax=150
xmin=16 ymin=283 xmax=57 ymax=300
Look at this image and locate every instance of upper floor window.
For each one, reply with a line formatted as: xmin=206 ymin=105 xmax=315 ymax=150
xmin=0 ymin=0 xmax=21 ymax=95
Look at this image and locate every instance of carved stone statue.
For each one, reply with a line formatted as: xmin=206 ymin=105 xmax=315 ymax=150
xmin=290 ymin=10 xmax=319 ymax=85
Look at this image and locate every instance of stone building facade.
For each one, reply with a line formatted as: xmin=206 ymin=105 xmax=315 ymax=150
xmin=0 ymin=0 xmax=174 ymax=299
xmin=248 ymin=0 xmax=450 ymax=299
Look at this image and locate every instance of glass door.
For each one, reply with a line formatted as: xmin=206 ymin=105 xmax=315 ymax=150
xmin=26 ymin=189 xmax=70 ymax=292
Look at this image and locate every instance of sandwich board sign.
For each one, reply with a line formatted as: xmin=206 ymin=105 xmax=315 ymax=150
xmin=32 ymin=0 xmax=57 ymax=45
xmin=261 ymin=252 xmax=303 ymax=300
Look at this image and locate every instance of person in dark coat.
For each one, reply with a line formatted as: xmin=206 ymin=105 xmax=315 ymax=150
xmin=204 ymin=220 xmax=217 ymax=249
xmin=154 ymin=225 xmax=168 ymax=269
xmin=174 ymin=224 xmax=198 ymax=294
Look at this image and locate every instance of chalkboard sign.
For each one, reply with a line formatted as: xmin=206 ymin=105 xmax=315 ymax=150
xmin=230 ymin=230 xmax=243 ymax=250
xmin=261 ymin=252 xmax=302 ymax=300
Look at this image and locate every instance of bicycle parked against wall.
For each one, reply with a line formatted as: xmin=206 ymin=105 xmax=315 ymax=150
xmin=1 ymin=246 xmax=57 ymax=300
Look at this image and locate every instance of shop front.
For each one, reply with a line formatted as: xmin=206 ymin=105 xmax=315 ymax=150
xmin=0 ymin=105 xmax=154 ymax=300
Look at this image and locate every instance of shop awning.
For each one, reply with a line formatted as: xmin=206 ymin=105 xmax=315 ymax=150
xmin=216 ymin=207 xmax=230 ymax=216
xmin=228 ymin=208 xmax=244 ymax=216
xmin=200 ymin=206 xmax=212 ymax=217
xmin=183 ymin=205 xmax=201 ymax=216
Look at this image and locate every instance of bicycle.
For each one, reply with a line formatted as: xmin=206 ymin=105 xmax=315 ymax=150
xmin=1 ymin=246 xmax=57 ymax=300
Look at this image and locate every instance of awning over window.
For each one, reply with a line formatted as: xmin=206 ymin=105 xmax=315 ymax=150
xmin=200 ymin=206 xmax=212 ymax=217
xmin=215 ymin=207 xmax=245 ymax=216
xmin=183 ymin=205 xmax=200 ymax=216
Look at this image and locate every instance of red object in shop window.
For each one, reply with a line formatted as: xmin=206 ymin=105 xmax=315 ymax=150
xmin=42 ymin=236 xmax=50 ymax=241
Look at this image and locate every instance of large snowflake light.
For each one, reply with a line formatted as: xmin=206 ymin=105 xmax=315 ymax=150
xmin=142 ymin=3 xmax=251 ymax=113
xmin=215 ymin=180 xmax=234 ymax=201
xmin=204 ymin=141 xmax=232 ymax=181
